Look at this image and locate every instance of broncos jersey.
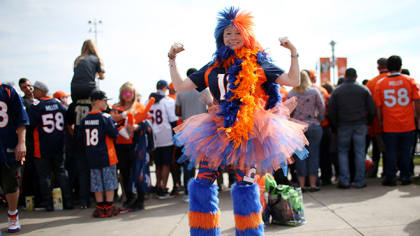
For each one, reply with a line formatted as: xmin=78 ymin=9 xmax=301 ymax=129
xmin=189 ymin=60 xmax=284 ymax=103
xmin=78 ymin=111 xmax=118 ymax=169
xmin=0 ymin=83 xmax=29 ymax=163
xmin=28 ymin=97 xmax=67 ymax=158
xmin=147 ymin=93 xmax=178 ymax=147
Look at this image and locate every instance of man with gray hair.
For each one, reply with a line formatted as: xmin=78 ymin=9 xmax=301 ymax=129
xmin=328 ymin=68 xmax=375 ymax=189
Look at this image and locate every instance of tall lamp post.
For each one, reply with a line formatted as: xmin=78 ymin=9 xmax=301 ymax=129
xmin=88 ymin=19 xmax=102 ymax=87
xmin=88 ymin=19 xmax=102 ymax=45
xmin=329 ymin=40 xmax=336 ymax=85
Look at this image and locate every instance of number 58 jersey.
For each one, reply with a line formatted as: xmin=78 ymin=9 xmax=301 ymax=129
xmin=28 ymin=97 xmax=67 ymax=158
xmin=374 ymin=73 xmax=420 ymax=133
xmin=147 ymin=94 xmax=178 ymax=148
xmin=78 ymin=111 xmax=119 ymax=169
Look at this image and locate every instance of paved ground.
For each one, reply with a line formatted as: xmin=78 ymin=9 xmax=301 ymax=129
xmin=1 ymin=173 xmax=420 ymax=236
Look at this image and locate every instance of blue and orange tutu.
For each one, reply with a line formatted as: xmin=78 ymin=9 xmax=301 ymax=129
xmin=174 ymin=97 xmax=309 ymax=175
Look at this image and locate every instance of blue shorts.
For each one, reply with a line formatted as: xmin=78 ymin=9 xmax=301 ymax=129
xmin=90 ymin=165 xmax=118 ymax=192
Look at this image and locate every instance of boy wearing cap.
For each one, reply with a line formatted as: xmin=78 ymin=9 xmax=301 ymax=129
xmin=78 ymin=90 xmax=120 ymax=217
xmin=28 ymin=81 xmax=73 ymax=211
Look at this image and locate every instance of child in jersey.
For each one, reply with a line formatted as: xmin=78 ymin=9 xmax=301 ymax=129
xmin=78 ymin=90 xmax=120 ymax=218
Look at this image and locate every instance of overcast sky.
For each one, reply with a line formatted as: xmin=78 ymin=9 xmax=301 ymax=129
xmin=1 ymin=0 xmax=419 ymax=104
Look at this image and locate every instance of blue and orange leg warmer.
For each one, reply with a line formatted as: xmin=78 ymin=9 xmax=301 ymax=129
xmin=231 ymin=182 xmax=264 ymax=235
xmin=188 ymin=160 xmax=221 ymax=236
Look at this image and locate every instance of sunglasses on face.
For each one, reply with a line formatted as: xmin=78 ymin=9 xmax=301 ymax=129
xmin=123 ymin=91 xmax=134 ymax=96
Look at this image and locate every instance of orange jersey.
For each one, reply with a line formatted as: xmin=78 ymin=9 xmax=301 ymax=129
xmin=374 ymin=74 xmax=420 ymax=132
xmin=111 ymin=103 xmax=145 ymax=144
xmin=366 ymin=72 xmax=389 ymax=97
xmin=366 ymin=73 xmax=389 ymax=136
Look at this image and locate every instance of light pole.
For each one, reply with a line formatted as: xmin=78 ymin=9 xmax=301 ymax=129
xmin=330 ymin=40 xmax=336 ymax=85
xmin=88 ymin=19 xmax=102 ymax=88
xmin=88 ymin=19 xmax=102 ymax=45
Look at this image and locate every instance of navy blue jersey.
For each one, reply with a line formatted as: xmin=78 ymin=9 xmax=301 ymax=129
xmin=0 ymin=83 xmax=29 ymax=162
xmin=28 ymin=97 xmax=67 ymax=158
xmin=189 ymin=60 xmax=284 ymax=103
xmin=78 ymin=111 xmax=118 ymax=169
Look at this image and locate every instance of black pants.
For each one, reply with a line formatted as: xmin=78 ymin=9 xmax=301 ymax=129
xmin=69 ymin=151 xmax=90 ymax=206
xmin=319 ymin=126 xmax=333 ymax=183
xmin=34 ymin=153 xmax=72 ymax=208
xmin=116 ymin=144 xmax=135 ymax=202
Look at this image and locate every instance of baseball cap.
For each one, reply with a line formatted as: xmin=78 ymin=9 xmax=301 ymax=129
xmin=53 ymin=90 xmax=70 ymax=99
xmin=90 ymin=90 xmax=109 ymax=101
xmin=33 ymin=81 xmax=49 ymax=93
xmin=156 ymin=80 xmax=169 ymax=90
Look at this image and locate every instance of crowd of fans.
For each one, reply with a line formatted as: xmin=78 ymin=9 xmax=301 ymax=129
xmin=1 ymin=39 xmax=419 ymax=233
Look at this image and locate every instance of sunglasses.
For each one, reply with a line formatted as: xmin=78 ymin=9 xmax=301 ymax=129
xmin=123 ymin=91 xmax=134 ymax=96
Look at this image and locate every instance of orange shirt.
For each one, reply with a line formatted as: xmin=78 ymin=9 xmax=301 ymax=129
xmin=366 ymin=72 xmax=389 ymax=135
xmin=374 ymin=74 xmax=420 ymax=132
xmin=111 ymin=103 xmax=145 ymax=144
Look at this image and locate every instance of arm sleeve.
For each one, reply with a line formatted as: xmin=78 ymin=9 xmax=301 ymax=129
xmin=175 ymin=93 xmax=182 ymax=106
xmin=189 ymin=62 xmax=212 ymax=92
xmin=105 ymin=116 xmax=119 ymax=139
xmin=409 ymin=78 xmax=420 ymax=100
xmin=328 ymin=93 xmax=337 ymax=128
xmin=95 ymin=56 xmax=105 ymax=73
xmin=373 ymin=83 xmax=383 ymax=107
xmin=9 ymin=88 xmax=29 ymax=127
xmin=315 ymin=90 xmax=326 ymax=123
xmin=260 ymin=61 xmax=284 ymax=83
xmin=365 ymin=90 xmax=376 ymax=125
xmin=165 ymin=98 xmax=178 ymax=123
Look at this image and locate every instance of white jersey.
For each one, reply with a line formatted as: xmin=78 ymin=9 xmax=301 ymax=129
xmin=147 ymin=96 xmax=178 ymax=147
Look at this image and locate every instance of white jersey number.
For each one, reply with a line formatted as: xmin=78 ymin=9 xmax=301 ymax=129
xmin=41 ymin=112 xmax=64 ymax=133
xmin=384 ymin=88 xmax=410 ymax=107
xmin=0 ymin=101 xmax=8 ymax=128
xmin=85 ymin=128 xmax=99 ymax=146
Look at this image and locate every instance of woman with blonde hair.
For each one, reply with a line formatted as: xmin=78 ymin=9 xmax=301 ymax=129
xmin=288 ymin=71 xmax=325 ymax=192
xmin=70 ymin=39 xmax=105 ymax=102
xmin=111 ymin=82 xmax=154 ymax=212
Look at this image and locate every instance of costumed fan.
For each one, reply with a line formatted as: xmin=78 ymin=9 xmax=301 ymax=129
xmin=168 ymin=7 xmax=309 ymax=236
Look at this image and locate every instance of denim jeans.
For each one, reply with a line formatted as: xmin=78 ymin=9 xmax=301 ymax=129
xmin=295 ymin=125 xmax=323 ymax=177
xmin=382 ymin=131 xmax=415 ymax=182
xmin=337 ymin=125 xmax=367 ymax=187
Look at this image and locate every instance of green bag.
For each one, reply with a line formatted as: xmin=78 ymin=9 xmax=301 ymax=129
xmin=264 ymin=174 xmax=306 ymax=226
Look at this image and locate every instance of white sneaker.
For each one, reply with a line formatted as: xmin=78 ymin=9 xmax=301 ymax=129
xmin=8 ymin=211 xmax=21 ymax=233
xmin=182 ymin=195 xmax=189 ymax=203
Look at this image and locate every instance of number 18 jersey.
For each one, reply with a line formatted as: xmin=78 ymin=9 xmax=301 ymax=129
xmin=374 ymin=73 xmax=420 ymax=132
xmin=78 ymin=111 xmax=118 ymax=169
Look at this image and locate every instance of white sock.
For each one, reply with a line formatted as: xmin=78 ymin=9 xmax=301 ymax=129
xmin=8 ymin=209 xmax=18 ymax=215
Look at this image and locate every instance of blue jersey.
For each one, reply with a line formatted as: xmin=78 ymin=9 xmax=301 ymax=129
xmin=28 ymin=97 xmax=67 ymax=158
xmin=189 ymin=60 xmax=284 ymax=103
xmin=0 ymin=83 xmax=29 ymax=163
xmin=78 ymin=111 xmax=119 ymax=169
